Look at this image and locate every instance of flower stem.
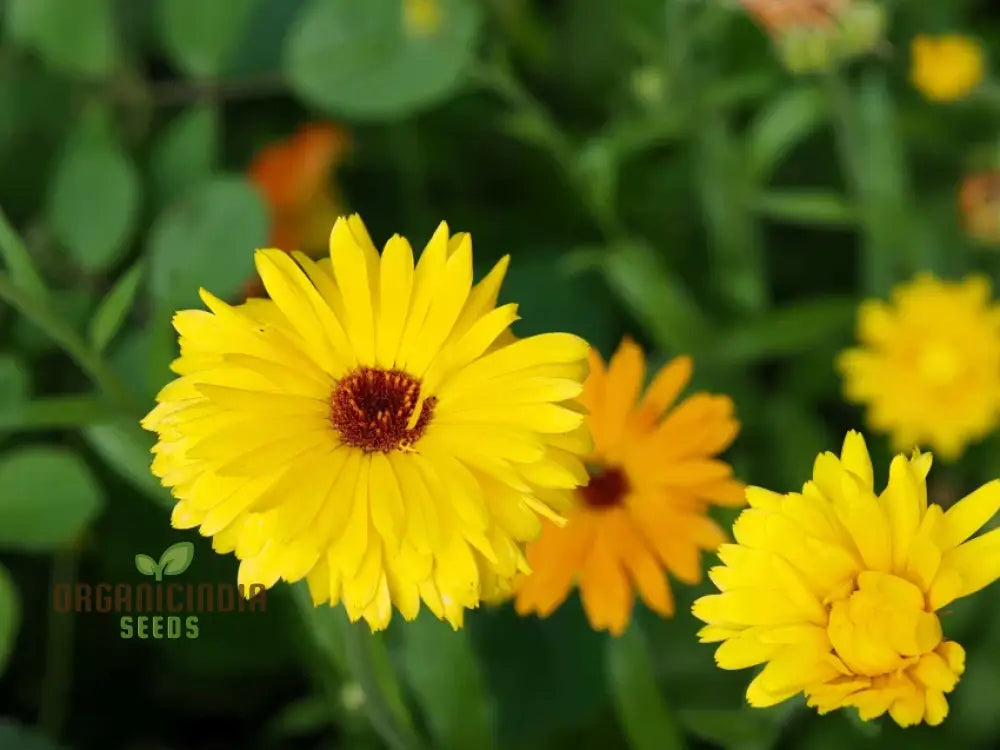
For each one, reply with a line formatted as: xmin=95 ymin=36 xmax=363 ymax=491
xmin=39 ymin=544 xmax=79 ymax=741
xmin=291 ymin=584 xmax=425 ymax=750
xmin=0 ymin=270 xmax=140 ymax=416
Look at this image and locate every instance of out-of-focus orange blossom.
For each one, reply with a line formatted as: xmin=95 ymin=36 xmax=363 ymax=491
xmin=243 ymin=122 xmax=350 ymax=298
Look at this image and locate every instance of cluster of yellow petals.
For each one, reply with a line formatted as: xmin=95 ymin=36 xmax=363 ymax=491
xmin=143 ymin=215 xmax=592 ymax=631
xmin=838 ymin=274 xmax=1000 ymax=460
xmin=694 ymin=431 xmax=1000 ymax=727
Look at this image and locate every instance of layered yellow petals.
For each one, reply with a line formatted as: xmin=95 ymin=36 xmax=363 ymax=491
xmin=513 ymin=338 xmax=742 ymax=635
xmin=694 ymin=431 xmax=1000 ymax=727
xmin=142 ymin=214 xmax=591 ymax=631
xmin=838 ymin=274 xmax=1000 ymax=461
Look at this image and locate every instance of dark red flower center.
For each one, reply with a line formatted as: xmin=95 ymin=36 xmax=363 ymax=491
xmin=330 ymin=368 xmax=435 ymax=453
xmin=580 ymin=465 xmax=629 ymax=509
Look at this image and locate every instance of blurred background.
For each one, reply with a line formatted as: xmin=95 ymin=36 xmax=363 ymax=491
xmin=1 ymin=0 xmax=1000 ymax=748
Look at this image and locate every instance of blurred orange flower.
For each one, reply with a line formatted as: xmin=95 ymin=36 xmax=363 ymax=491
xmin=959 ymin=171 xmax=1000 ymax=245
xmin=244 ymin=123 xmax=350 ymax=297
xmin=741 ymin=0 xmax=847 ymax=34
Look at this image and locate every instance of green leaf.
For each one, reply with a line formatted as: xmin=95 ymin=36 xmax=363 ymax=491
xmin=88 ymin=259 xmax=145 ymax=353
xmin=5 ymin=0 xmax=118 ymax=76
xmin=81 ymin=420 xmax=173 ymax=507
xmin=398 ymin=613 xmax=495 ymax=750
xmin=601 ymin=242 xmax=714 ymax=355
xmin=0 ymin=207 xmax=47 ymax=299
xmin=149 ymin=177 xmax=266 ymax=310
xmin=159 ymin=0 xmax=260 ymax=77
xmin=0 ymin=718 xmax=62 ymax=750
xmin=149 ymin=105 xmax=219 ymax=206
xmin=0 ymin=563 xmax=20 ymax=677
xmin=47 ymin=142 xmax=140 ymax=272
xmin=134 ymin=553 xmax=157 ymax=577
xmin=712 ymin=297 xmax=856 ymax=365
xmin=753 ymin=191 xmax=858 ymax=227
xmin=745 ymin=86 xmax=828 ymax=183
xmin=159 ymin=541 xmax=195 ymax=576
xmin=607 ymin=624 xmax=688 ymax=750
xmin=0 ymin=446 xmax=103 ymax=551
xmin=0 ymin=355 xmax=29 ymax=413
xmin=284 ymin=0 xmax=482 ymax=119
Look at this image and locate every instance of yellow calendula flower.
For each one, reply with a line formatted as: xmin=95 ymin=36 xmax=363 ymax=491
xmin=837 ymin=274 xmax=1000 ymax=461
xmin=513 ymin=338 xmax=744 ymax=635
xmin=911 ymin=34 xmax=985 ymax=102
xmin=694 ymin=431 xmax=1000 ymax=727
xmin=141 ymin=215 xmax=592 ymax=631
xmin=403 ymin=0 xmax=442 ymax=37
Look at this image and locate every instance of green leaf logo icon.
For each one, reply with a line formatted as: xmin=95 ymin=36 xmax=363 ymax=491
xmin=134 ymin=542 xmax=194 ymax=581
xmin=159 ymin=542 xmax=194 ymax=576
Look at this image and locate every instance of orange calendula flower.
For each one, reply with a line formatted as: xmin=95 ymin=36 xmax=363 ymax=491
xmin=513 ymin=338 xmax=744 ymax=635
xmin=741 ymin=0 xmax=885 ymax=73
xmin=245 ymin=123 xmax=349 ymax=296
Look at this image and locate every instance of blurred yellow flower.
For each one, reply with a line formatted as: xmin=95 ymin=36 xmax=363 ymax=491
xmin=513 ymin=339 xmax=744 ymax=635
xmin=838 ymin=274 xmax=1000 ymax=460
xmin=911 ymin=34 xmax=985 ymax=102
xmin=403 ymin=0 xmax=442 ymax=37
xmin=693 ymin=431 xmax=1000 ymax=727
xmin=142 ymin=214 xmax=592 ymax=631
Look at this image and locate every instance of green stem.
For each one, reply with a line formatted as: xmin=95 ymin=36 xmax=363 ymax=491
xmin=0 ymin=271 xmax=140 ymax=416
xmin=291 ymin=585 xmax=425 ymax=750
xmin=39 ymin=545 xmax=79 ymax=740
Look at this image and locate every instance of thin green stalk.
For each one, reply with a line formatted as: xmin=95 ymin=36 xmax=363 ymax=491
xmin=0 ymin=271 xmax=140 ymax=416
xmin=0 ymin=395 xmax=114 ymax=431
xmin=39 ymin=545 xmax=79 ymax=740
xmin=291 ymin=585 xmax=425 ymax=750
xmin=824 ymin=73 xmax=894 ymax=295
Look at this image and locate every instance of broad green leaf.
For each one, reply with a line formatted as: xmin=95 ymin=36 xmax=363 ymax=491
xmin=47 ymin=142 xmax=140 ymax=272
xmin=398 ymin=613 xmax=495 ymax=750
xmin=81 ymin=421 xmax=173 ymax=507
xmin=0 ymin=563 xmax=20 ymax=677
xmin=601 ymin=242 xmax=714 ymax=355
xmin=149 ymin=105 xmax=219 ymax=206
xmin=607 ymin=624 xmax=688 ymax=750
xmin=88 ymin=259 xmax=145 ymax=353
xmin=745 ymin=86 xmax=828 ymax=182
xmin=149 ymin=176 xmax=267 ymax=310
xmin=5 ymin=0 xmax=118 ymax=76
xmin=159 ymin=541 xmax=195 ymax=576
xmin=753 ymin=191 xmax=858 ymax=227
xmin=0 ymin=446 xmax=103 ymax=551
xmin=0 ymin=719 xmax=62 ymax=750
xmin=134 ymin=553 xmax=157 ymax=577
xmin=712 ymin=297 xmax=856 ymax=365
xmin=284 ymin=0 xmax=481 ymax=119
xmin=159 ymin=0 xmax=260 ymax=77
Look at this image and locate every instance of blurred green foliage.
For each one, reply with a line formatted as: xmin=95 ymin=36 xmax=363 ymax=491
xmin=1 ymin=0 xmax=1000 ymax=749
